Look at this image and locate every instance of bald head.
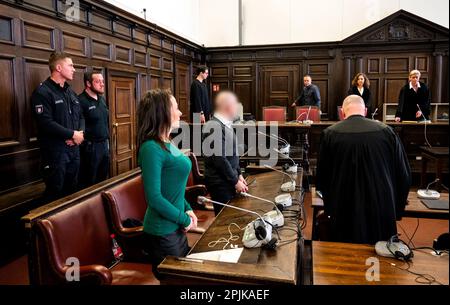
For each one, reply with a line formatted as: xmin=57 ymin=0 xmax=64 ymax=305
xmin=214 ymin=91 xmax=239 ymax=120
xmin=342 ymin=95 xmax=367 ymax=119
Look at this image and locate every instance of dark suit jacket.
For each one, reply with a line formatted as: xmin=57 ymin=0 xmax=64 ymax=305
xmin=203 ymin=117 xmax=241 ymax=197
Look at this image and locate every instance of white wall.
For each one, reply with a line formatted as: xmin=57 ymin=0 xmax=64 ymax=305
xmin=239 ymin=0 xmax=449 ymax=46
xmin=105 ymin=0 xmax=201 ymax=44
xmin=105 ymin=0 xmax=449 ymax=47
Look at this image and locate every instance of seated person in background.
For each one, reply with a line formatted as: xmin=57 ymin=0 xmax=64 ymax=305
xmin=316 ymin=95 xmax=411 ymax=244
xmin=291 ymin=74 xmax=321 ymax=109
xmin=347 ymin=72 xmax=372 ymax=117
xmin=136 ymin=89 xmax=198 ymax=277
xmin=204 ymin=91 xmax=248 ymax=215
xmin=395 ymin=70 xmax=431 ymax=122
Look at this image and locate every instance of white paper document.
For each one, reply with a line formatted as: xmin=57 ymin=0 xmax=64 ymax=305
xmin=186 ymin=247 xmax=243 ymax=263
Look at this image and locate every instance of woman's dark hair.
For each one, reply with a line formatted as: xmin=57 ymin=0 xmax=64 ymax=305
xmin=351 ymin=72 xmax=370 ymax=88
xmin=136 ymin=89 xmax=173 ymax=153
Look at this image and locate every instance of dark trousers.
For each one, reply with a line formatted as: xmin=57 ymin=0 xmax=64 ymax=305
xmin=208 ymin=184 xmax=236 ymax=216
xmin=42 ymin=148 xmax=80 ymax=202
xmin=79 ymin=140 xmax=110 ymax=188
xmin=143 ymin=230 xmax=190 ymax=279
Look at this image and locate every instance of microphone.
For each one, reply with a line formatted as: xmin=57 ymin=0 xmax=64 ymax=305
xmin=240 ymin=192 xmax=284 ymax=227
xmin=416 ymin=104 xmax=432 ymax=148
xmin=417 ymin=178 xmax=441 ymax=200
xmin=197 ymin=196 xmax=275 ymax=249
xmin=295 ymin=107 xmax=313 ymax=124
xmin=263 ymin=165 xmax=296 ymax=192
xmin=197 ymin=196 xmax=265 ymax=224
xmin=273 ymin=148 xmax=298 ymax=173
xmin=258 ymin=131 xmax=290 ymax=154
xmin=371 ymin=108 xmax=378 ymax=120
xmin=426 ymin=179 xmax=440 ymax=193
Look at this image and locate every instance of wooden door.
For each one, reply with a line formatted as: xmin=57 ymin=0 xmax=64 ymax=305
xmin=259 ymin=64 xmax=300 ymax=120
xmin=109 ymin=75 xmax=137 ymax=176
xmin=175 ymin=61 xmax=190 ymax=121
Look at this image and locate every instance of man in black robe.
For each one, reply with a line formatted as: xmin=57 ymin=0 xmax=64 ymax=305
xmin=316 ymin=95 xmax=411 ymax=244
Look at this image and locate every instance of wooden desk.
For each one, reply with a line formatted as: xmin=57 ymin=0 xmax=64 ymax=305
xmin=420 ymin=146 xmax=449 ymax=189
xmin=311 ymin=189 xmax=449 ymax=224
xmin=312 ymin=241 xmax=449 ymax=285
xmin=158 ymin=171 xmax=304 ymax=285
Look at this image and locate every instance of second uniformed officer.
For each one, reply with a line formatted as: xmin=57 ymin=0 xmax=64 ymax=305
xmin=32 ymin=52 xmax=85 ymax=202
xmin=78 ymin=71 xmax=110 ymax=188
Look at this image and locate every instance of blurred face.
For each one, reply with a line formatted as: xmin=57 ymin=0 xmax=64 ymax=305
xmin=56 ymin=58 xmax=75 ymax=81
xmin=88 ymin=73 xmax=105 ymax=95
xmin=409 ymin=73 xmax=420 ymax=86
xmin=226 ymin=95 xmax=239 ymax=120
xmin=170 ymin=95 xmax=182 ymax=129
xmin=303 ymin=76 xmax=312 ymax=87
xmin=357 ymin=75 xmax=365 ymax=87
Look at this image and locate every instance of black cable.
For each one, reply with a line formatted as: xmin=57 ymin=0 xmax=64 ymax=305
xmin=411 ymin=247 xmax=449 ymax=256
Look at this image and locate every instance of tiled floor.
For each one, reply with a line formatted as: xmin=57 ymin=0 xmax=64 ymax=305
xmin=0 ymin=192 xmax=448 ymax=285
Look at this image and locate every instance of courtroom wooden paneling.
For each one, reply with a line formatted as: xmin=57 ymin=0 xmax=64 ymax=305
xmin=207 ymin=10 xmax=448 ymax=121
xmin=0 ymin=0 xmax=205 ymax=195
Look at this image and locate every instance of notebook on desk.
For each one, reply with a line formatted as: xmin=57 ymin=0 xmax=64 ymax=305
xmin=421 ymin=199 xmax=449 ymax=210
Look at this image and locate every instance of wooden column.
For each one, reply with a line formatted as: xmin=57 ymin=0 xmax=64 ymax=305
xmin=356 ymin=56 xmax=364 ymax=73
xmin=433 ymin=51 xmax=443 ymax=103
xmin=343 ymin=56 xmax=352 ymax=94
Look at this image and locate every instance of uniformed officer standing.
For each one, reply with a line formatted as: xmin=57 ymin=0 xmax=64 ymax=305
xmin=32 ymin=52 xmax=85 ymax=202
xmin=78 ymin=72 xmax=110 ymax=188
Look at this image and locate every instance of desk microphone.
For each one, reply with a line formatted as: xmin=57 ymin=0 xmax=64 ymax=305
xmin=371 ymin=108 xmax=378 ymax=120
xmin=273 ymin=148 xmax=298 ymax=173
xmin=258 ymin=131 xmax=290 ymax=154
xmin=263 ymin=165 xmax=296 ymax=192
xmin=240 ymin=192 xmax=284 ymax=227
xmin=417 ymin=178 xmax=441 ymax=200
xmin=197 ymin=196 xmax=276 ymax=249
xmin=416 ymin=104 xmax=432 ymax=148
xmin=294 ymin=106 xmax=313 ymax=124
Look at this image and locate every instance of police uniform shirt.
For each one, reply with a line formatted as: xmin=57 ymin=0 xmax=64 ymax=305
xmin=78 ymin=91 xmax=109 ymax=142
xmin=31 ymin=77 xmax=85 ymax=151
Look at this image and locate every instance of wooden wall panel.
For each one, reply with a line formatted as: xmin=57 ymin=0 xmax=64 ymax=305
xmin=0 ymin=57 xmax=16 ymax=143
xmin=0 ymin=0 xmax=204 ymax=193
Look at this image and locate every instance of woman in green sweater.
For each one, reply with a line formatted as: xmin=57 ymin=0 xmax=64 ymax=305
xmin=136 ymin=89 xmax=198 ymax=277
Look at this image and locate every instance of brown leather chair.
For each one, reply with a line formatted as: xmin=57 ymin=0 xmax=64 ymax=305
xmin=262 ymin=106 xmax=287 ymax=121
xmin=35 ymin=194 xmax=158 ymax=285
xmin=102 ymin=175 xmax=148 ymax=262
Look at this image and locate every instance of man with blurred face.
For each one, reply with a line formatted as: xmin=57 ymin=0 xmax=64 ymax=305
xmin=395 ymin=70 xmax=431 ymax=122
xmin=78 ymin=72 xmax=110 ymax=188
xmin=291 ymin=75 xmax=321 ymax=109
xmin=203 ymin=91 xmax=248 ymax=215
xmin=31 ymin=52 xmax=85 ymax=201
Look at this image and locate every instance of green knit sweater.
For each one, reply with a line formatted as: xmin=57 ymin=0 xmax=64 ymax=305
xmin=138 ymin=140 xmax=192 ymax=236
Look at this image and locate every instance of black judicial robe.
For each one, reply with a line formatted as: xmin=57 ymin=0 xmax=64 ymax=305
xmin=316 ymin=115 xmax=411 ymax=244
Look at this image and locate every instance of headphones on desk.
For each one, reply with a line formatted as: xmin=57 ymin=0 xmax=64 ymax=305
xmin=386 ymin=235 xmax=414 ymax=261
xmin=253 ymin=219 xmax=278 ymax=250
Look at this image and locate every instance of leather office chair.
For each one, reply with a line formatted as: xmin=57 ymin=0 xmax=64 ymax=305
xmin=102 ymin=175 xmax=148 ymax=262
xmin=262 ymin=106 xmax=287 ymax=121
xmin=295 ymin=106 xmax=321 ymax=122
xmin=35 ymin=194 xmax=158 ymax=285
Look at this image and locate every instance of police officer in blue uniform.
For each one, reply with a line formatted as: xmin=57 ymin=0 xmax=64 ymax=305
xmin=32 ymin=52 xmax=85 ymax=202
xmin=78 ymin=71 xmax=110 ymax=188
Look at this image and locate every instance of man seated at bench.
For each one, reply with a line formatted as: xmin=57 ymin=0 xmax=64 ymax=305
xmin=136 ymin=89 xmax=198 ymax=278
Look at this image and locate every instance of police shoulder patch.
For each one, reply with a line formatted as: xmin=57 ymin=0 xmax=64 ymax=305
xmin=35 ymin=105 xmax=44 ymax=114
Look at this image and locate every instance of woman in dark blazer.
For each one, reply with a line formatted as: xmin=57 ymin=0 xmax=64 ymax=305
xmin=348 ymin=73 xmax=372 ymax=117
